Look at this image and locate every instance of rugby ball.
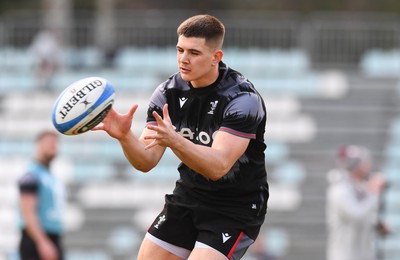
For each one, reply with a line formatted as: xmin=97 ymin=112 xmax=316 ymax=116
xmin=52 ymin=77 xmax=115 ymax=135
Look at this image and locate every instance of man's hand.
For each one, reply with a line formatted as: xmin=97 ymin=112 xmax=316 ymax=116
xmin=37 ymin=238 xmax=59 ymax=260
xmin=368 ymin=174 xmax=386 ymax=194
xmin=92 ymin=105 xmax=138 ymax=140
xmin=144 ymin=104 xmax=180 ymax=150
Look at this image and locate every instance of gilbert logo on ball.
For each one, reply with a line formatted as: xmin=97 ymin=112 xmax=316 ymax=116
xmin=52 ymin=77 xmax=115 ymax=135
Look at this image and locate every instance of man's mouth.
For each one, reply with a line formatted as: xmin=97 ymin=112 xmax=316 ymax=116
xmin=180 ymin=67 xmax=190 ymax=73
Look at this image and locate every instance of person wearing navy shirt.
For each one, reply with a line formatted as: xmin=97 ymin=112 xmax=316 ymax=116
xmin=18 ymin=130 xmax=65 ymax=260
xmin=94 ymin=14 xmax=268 ymax=260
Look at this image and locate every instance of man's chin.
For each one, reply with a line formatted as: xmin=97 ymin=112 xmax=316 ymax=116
xmin=180 ymin=74 xmax=192 ymax=82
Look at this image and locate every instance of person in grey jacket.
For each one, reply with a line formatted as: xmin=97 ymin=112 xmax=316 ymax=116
xmin=326 ymin=145 xmax=387 ymax=260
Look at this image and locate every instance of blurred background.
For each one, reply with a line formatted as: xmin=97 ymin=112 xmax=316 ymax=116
xmin=0 ymin=0 xmax=399 ymax=259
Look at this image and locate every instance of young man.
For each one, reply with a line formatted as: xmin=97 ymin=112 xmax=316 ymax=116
xmin=326 ymin=145 xmax=387 ymax=260
xmin=94 ymin=14 xmax=268 ymax=260
xmin=18 ymin=131 xmax=65 ymax=260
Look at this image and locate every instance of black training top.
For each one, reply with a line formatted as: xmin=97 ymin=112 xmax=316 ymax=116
xmin=146 ymin=62 xmax=268 ymax=214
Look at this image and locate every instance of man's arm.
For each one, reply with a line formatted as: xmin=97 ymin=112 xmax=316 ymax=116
xmin=119 ymin=128 xmax=166 ymax=172
xmin=145 ymin=104 xmax=250 ymax=181
xmin=171 ymin=130 xmax=249 ymax=180
xmin=20 ymin=193 xmax=58 ymax=260
xmin=92 ymin=105 xmax=166 ymax=172
xmin=331 ymin=185 xmax=380 ymax=223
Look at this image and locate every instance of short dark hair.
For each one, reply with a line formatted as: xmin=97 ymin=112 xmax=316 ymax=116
xmin=177 ymin=14 xmax=225 ymax=49
xmin=35 ymin=130 xmax=58 ymax=143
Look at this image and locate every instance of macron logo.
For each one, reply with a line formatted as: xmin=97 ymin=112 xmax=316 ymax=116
xmin=222 ymin=233 xmax=231 ymax=243
xmin=179 ymin=97 xmax=188 ymax=108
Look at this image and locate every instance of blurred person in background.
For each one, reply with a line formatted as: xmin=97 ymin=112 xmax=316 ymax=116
xmin=17 ymin=130 xmax=66 ymax=260
xmin=326 ymin=145 xmax=389 ymax=260
xmin=94 ymin=14 xmax=268 ymax=260
xmin=29 ymin=29 xmax=62 ymax=91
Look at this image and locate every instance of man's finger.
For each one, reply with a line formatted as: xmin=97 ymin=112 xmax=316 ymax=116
xmin=128 ymin=104 xmax=139 ymax=118
xmin=163 ymin=104 xmax=170 ymax=121
xmin=152 ymin=111 xmax=164 ymax=124
xmin=145 ymin=140 xmax=158 ymax=150
xmin=91 ymin=122 xmax=104 ymax=131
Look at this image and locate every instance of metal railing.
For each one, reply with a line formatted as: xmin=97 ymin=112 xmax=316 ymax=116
xmin=0 ymin=10 xmax=399 ymax=68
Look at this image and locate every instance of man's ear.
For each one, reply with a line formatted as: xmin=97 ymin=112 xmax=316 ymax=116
xmin=212 ymin=50 xmax=224 ymax=66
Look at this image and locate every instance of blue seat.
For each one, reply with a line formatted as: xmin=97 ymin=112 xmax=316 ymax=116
xmin=253 ymin=73 xmax=319 ymax=96
xmin=0 ymin=139 xmax=33 ymax=157
xmin=384 ymin=144 xmax=400 ymax=160
xmin=0 ymin=71 xmax=36 ymax=93
xmin=223 ymin=48 xmax=310 ymax=78
xmin=80 ymin=47 xmax=104 ymax=68
xmin=383 ymin=190 xmax=400 ymax=213
xmin=107 ymin=227 xmax=141 ymax=254
xmin=360 ymin=49 xmax=400 ymax=77
xmin=263 ymin=228 xmax=290 ymax=257
xmin=378 ymin=237 xmax=400 ymax=260
xmin=0 ymin=48 xmax=34 ymax=71
xmin=113 ymin=47 xmax=143 ymax=70
xmin=4 ymin=251 xmax=20 ymax=260
xmin=51 ymin=70 xmax=94 ymax=91
xmin=145 ymin=47 xmax=177 ymax=74
xmin=66 ymin=249 xmax=111 ymax=260
xmin=63 ymin=47 xmax=103 ymax=69
xmin=60 ymin=140 xmax=124 ymax=161
xmin=72 ymin=162 xmax=115 ymax=183
xmin=271 ymin=160 xmax=306 ymax=185
xmin=267 ymin=141 xmax=290 ymax=165
xmin=381 ymin=163 xmax=400 ymax=185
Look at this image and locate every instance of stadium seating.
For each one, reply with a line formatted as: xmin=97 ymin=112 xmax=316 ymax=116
xmin=1 ymin=46 xmax=399 ymax=260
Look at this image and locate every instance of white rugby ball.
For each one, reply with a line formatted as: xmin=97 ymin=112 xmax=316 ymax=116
xmin=52 ymin=76 xmax=115 ymax=135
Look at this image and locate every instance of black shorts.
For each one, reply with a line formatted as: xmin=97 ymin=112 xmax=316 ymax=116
xmin=19 ymin=229 xmax=64 ymax=260
xmin=147 ymin=193 xmax=267 ymax=259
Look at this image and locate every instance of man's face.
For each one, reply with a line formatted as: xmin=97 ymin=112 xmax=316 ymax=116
xmin=38 ymin=134 xmax=58 ymax=163
xmin=176 ymin=36 xmax=220 ymax=87
xmin=359 ymin=160 xmax=372 ymax=179
xmin=353 ymin=159 xmax=372 ymax=180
